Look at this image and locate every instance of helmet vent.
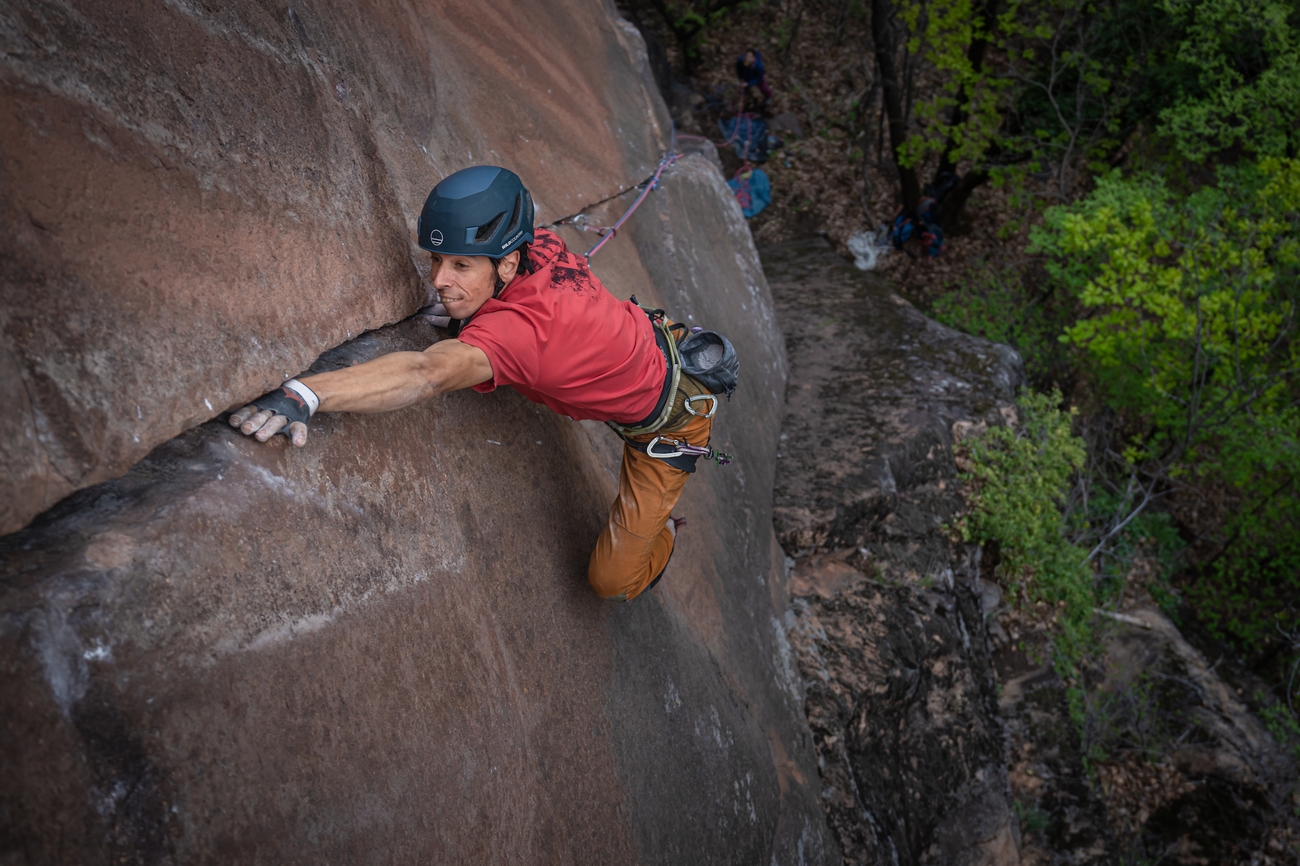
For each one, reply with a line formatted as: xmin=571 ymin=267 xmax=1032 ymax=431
xmin=505 ymin=193 xmax=523 ymax=236
xmin=473 ymin=212 xmax=505 ymax=244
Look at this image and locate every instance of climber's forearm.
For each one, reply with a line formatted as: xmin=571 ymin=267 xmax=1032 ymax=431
xmin=230 ymin=339 xmax=493 ymax=447
xmin=304 ymin=339 xmax=494 ymax=414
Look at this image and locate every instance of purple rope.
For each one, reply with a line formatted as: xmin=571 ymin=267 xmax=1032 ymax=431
xmin=584 ymin=152 xmax=681 ymax=259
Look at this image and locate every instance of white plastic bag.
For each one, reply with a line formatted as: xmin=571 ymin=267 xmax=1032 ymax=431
xmin=847 ymin=229 xmax=890 ymax=271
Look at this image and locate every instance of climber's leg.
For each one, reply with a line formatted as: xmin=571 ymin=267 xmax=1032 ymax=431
xmin=588 ymin=411 xmax=712 ymax=601
xmin=587 ymin=445 xmax=689 ymax=601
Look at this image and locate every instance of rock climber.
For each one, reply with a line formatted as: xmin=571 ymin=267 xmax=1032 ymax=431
xmin=734 ymin=49 xmax=772 ymax=106
xmin=229 ymin=166 xmax=737 ymax=603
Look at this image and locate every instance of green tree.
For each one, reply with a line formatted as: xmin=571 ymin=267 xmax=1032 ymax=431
xmin=1157 ymin=0 xmax=1300 ymax=162
xmin=1032 ymin=158 xmax=1300 ymax=651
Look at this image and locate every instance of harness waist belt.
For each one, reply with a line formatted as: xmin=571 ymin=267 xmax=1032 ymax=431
xmin=623 ymin=325 xmax=674 ymax=429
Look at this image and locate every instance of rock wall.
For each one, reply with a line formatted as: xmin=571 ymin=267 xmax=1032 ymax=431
xmin=0 ymin=2 xmax=835 ymax=863
xmin=0 ymin=0 xmax=672 ymax=533
xmin=763 ymin=239 xmax=1025 ymax=865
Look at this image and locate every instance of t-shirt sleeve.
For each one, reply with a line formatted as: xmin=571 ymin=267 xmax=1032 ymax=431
xmin=456 ymin=309 xmax=541 ymax=394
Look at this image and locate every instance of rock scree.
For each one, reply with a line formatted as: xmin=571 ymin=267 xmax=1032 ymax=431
xmin=0 ymin=3 xmax=836 ymax=863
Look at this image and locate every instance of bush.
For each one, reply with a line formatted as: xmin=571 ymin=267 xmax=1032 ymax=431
xmin=955 ymin=389 xmax=1094 ymax=665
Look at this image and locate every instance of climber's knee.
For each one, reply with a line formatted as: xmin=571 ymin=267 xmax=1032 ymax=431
xmin=587 ymin=517 xmax=677 ymax=602
xmin=587 ymin=549 xmax=630 ymax=600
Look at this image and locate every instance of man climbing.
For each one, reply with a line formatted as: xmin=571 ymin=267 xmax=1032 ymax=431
xmin=229 ymin=166 xmax=736 ymax=602
xmin=735 ymin=49 xmax=772 ymax=106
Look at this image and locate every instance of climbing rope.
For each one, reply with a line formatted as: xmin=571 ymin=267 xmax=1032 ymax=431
xmin=567 ymin=95 xmax=768 ymax=261
xmin=557 ymin=88 xmax=762 ymax=261
xmin=584 ymin=142 xmax=681 ymax=260
xmin=675 ymin=88 xmax=765 ymax=164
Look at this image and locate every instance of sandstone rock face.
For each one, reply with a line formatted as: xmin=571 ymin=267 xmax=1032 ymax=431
xmin=0 ymin=0 xmax=671 ymax=533
xmin=763 ymin=239 xmax=1025 ymax=865
xmin=0 ymin=3 xmax=834 ymax=863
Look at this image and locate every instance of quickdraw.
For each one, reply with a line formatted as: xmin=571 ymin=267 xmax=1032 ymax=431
xmin=583 ymin=148 xmax=680 ymax=260
xmin=645 ymin=436 xmax=733 ymax=467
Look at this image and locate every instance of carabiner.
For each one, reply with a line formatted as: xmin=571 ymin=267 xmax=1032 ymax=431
xmin=684 ymin=393 xmax=718 ymax=418
xmin=645 ymin=436 xmax=684 ymax=460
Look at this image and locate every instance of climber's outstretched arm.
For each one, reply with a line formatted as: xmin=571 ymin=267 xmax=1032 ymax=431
xmin=230 ymin=339 xmax=493 ymax=447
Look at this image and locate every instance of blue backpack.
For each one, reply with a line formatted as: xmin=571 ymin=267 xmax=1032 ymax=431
xmin=890 ymin=198 xmax=947 ymax=257
xmin=728 ymin=168 xmax=771 ymax=218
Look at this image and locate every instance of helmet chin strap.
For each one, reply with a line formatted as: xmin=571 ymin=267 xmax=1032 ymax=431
xmin=493 ymin=278 xmax=505 ymax=298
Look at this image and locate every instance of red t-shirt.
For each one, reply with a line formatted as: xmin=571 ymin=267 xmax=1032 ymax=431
xmin=456 ymin=228 xmax=665 ymax=423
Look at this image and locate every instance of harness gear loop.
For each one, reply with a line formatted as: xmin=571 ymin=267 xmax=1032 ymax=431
xmin=685 ymin=393 xmax=719 ymax=418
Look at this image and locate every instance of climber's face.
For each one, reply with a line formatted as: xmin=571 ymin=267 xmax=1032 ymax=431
xmin=743 ymin=51 xmax=756 ymax=66
xmin=430 ymin=251 xmax=519 ymax=319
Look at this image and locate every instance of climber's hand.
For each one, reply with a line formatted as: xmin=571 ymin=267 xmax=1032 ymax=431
xmin=416 ymin=302 xmax=451 ymax=328
xmin=229 ymin=379 xmax=318 ymax=448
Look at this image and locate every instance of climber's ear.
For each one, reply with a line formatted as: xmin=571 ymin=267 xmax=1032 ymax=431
xmin=495 ymin=249 xmax=521 ymax=284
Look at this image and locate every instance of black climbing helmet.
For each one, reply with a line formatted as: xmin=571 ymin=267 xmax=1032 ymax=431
xmin=417 ymin=166 xmax=534 ymax=257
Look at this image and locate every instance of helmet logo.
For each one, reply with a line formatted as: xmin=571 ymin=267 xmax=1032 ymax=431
xmin=429 ymin=229 xmax=444 ymax=247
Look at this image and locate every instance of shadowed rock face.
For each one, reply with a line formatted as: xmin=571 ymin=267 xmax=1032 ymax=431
xmin=764 ymin=239 xmax=1025 ymax=865
xmin=0 ymin=3 xmax=835 ymax=863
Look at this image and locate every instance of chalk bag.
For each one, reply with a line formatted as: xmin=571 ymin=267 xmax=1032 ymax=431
xmin=677 ymin=329 xmax=739 ymax=398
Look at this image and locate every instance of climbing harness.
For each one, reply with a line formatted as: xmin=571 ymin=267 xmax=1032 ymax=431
xmin=605 ymin=301 xmax=736 ymax=473
xmin=608 ymin=305 xmax=684 ymax=438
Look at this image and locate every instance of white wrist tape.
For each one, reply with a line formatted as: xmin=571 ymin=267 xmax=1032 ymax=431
xmin=282 ymin=378 xmax=320 ymax=416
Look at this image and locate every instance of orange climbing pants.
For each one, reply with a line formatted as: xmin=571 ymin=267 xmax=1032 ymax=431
xmin=587 ymin=379 xmax=716 ymax=602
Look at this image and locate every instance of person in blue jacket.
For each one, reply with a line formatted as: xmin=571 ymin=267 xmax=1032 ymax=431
xmin=735 ymin=49 xmax=772 ymax=104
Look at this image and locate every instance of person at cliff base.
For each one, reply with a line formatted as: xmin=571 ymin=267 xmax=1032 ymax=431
xmin=229 ymin=166 xmax=737 ymax=603
xmin=735 ymin=49 xmax=772 ymax=105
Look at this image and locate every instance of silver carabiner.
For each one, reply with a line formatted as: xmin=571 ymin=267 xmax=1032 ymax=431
xmin=685 ymin=393 xmax=719 ymax=418
xmin=645 ymin=436 xmax=684 ymax=459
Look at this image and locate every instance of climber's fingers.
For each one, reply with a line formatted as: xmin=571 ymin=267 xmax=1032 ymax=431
xmin=253 ymin=413 xmax=288 ymax=441
xmin=416 ymin=302 xmax=451 ymax=327
xmin=287 ymin=420 xmax=309 ymax=447
xmin=233 ymin=407 xmax=275 ymax=436
xmin=228 ymin=406 xmax=309 ymax=446
xmin=229 ymin=404 xmax=263 ymax=429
